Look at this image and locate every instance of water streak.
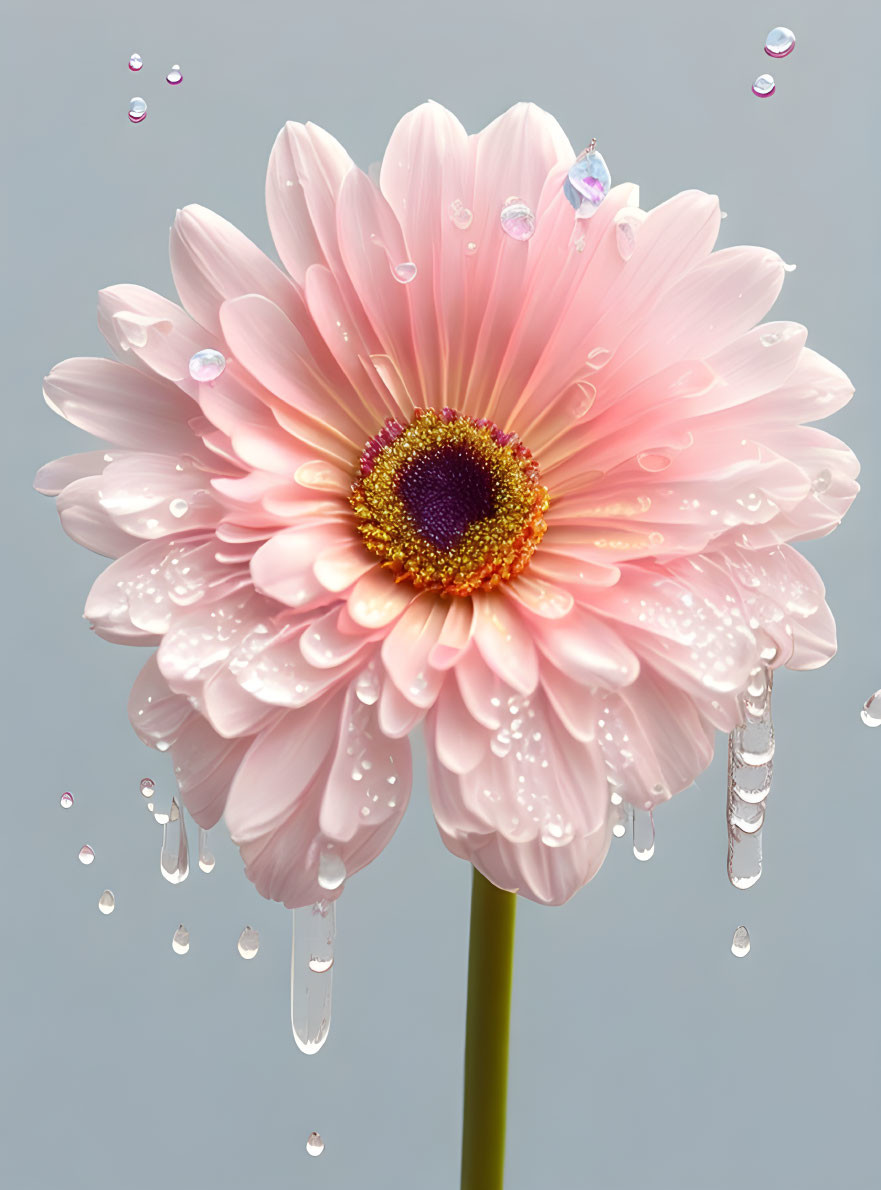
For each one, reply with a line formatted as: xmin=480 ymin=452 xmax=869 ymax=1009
xmin=291 ymin=900 xmax=335 ymax=1054
xmin=727 ymin=666 xmax=772 ymax=889
xmin=197 ymin=826 xmax=215 ymax=873
xmin=160 ymin=797 xmax=189 ymax=884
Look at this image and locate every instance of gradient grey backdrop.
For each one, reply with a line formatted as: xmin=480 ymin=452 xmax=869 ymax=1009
xmin=2 ymin=1 xmax=878 ymax=1186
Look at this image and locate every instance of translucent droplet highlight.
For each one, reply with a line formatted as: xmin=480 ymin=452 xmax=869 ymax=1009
xmin=764 ymin=27 xmax=795 ymax=58
xmin=197 ymin=826 xmax=215 ymax=873
xmin=171 ymin=924 xmax=190 ymax=955
xmin=731 ymin=925 xmax=751 ymax=957
xmin=752 ymin=74 xmax=776 ymax=99
xmin=60 ymin=791 xmax=74 ymax=809
xmin=188 ymin=348 xmax=226 ymax=383
xmin=632 ymin=808 xmax=655 ymax=861
xmin=317 ymin=848 xmax=346 ymax=891
xmin=565 ymin=146 xmax=611 ymax=218
xmin=499 ymin=197 xmax=536 ymax=241
xmin=449 ymin=199 xmax=473 ymax=230
xmin=128 ymin=97 xmax=147 ymax=124
xmin=291 ymin=901 xmax=335 ymax=1054
xmin=128 ymin=53 xmax=143 ymax=72
xmin=159 ymin=797 xmax=189 ymax=884
xmin=861 ymin=691 xmax=881 ymax=727
xmin=727 ymin=666 xmax=772 ymax=889
xmin=391 ymin=261 xmax=417 ymax=284
xmin=169 ymin=498 xmax=188 ymax=518
xmin=237 ymin=926 xmax=260 ymax=960
xmin=166 ymin=64 xmax=183 ymax=85
xmin=98 ymin=890 xmax=115 ymax=915
xmin=306 ymin=1132 xmax=325 ymax=1157
xmin=78 ymin=844 xmax=95 ymax=865
xmin=139 ymin=777 xmax=155 ymax=797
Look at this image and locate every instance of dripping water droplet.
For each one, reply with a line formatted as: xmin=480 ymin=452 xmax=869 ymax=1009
xmin=60 ymin=791 xmax=74 ymax=809
xmin=159 ymin=797 xmax=190 ymax=884
xmin=860 ymin=690 xmax=881 ymax=727
xmin=171 ymin=924 xmax=190 ymax=955
xmin=139 ymin=777 xmax=155 ymax=797
xmin=146 ymin=801 xmax=155 ymax=812
xmin=499 ymin=197 xmax=536 ymax=241
xmin=197 ymin=826 xmax=215 ymax=873
xmin=306 ymin=1132 xmax=325 ymax=1157
xmin=237 ymin=926 xmax=260 ymax=959
xmin=391 ymin=261 xmax=417 ymax=284
xmin=188 ymin=348 xmax=226 ymax=383
xmin=632 ymin=808 xmax=655 ymax=861
xmin=752 ymin=74 xmax=776 ymax=98
xmin=128 ymin=97 xmax=147 ymax=123
xmin=128 ymin=53 xmax=143 ymax=71
xmin=78 ymin=844 xmax=95 ymax=865
xmin=731 ymin=925 xmax=751 ymax=957
xmin=764 ymin=26 xmax=795 ymax=58
xmin=153 ymin=805 xmax=170 ymax=825
xmin=166 ymin=64 xmax=183 ymax=85
xmin=291 ymin=901 xmax=335 ymax=1054
xmin=97 ymin=890 xmax=115 ymax=915
xmin=317 ymin=848 xmax=346 ymax=891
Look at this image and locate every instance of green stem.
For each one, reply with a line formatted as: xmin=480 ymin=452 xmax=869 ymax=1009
xmin=461 ymin=868 xmax=517 ymax=1190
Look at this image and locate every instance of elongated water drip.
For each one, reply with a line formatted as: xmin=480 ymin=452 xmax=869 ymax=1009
xmin=727 ymin=667 xmax=773 ymax=888
xmin=632 ymin=807 xmax=655 ymax=860
xmin=291 ymin=900 xmax=335 ymax=1054
xmin=197 ymin=826 xmax=215 ymax=874
xmin=160 ymin=797 xmax=189 ymax=884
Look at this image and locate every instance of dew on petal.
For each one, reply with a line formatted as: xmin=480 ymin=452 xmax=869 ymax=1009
xmin=128 ymin=53 xmax=143 ymax=71
xmin=139 ymin=777 xmax=155 ymax=797
xmin=615 ymin=220 xmax=637 ymax=260
xmin=565 ymin=147 xmax=611 ymax=218
xmin=188 ymin=348 xmax=226 ymax=383
xmin=449 ymin=199 xmax=473 ymax=230
xmin=168 ymin=498 xmax=189 ymax=519
xmin=500 ymin=197 xmax=536 ymax=241
xmin=306 ymin=1133 xmax=325 ymax=1158
xmin=391 ymin=261 xmax=417 ymax=284
xmin=60 ymin=791 xmax=74 ymax=809
xmin=128 ymin=97 xmax=147 ymax=123
xmin=317 ymin=848 xmax=346 ymax=891
xmin=171 ymin=924 xmax=190 ymax=955
xmin=637 ymin=451 xmax=672 ymax=473
xmin=764 ymin=26 xmax=795 ymax=58
xmin=97 ymin=890 xmax=115 ymax=915
xmin=731 ymin=925 xmax=751 ymax=957
xmin=752 ymin=74 xmax=776 ymax=98
xmin=166 ymin=64 xmax=183 ymax=85
xmin=465 ymin=241 xmax=478 ymax=255
xmin=78 ymin=844 xmax=95 ymax=865
xmin=860 ymin=690 xmax=881 ymax=727
xmin=237 ymin=926 xmax=260 ymax=959
xmin=812 ymin=468 xmax=832 ymax=494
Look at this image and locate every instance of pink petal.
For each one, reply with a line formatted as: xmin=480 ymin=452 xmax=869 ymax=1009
xmin=97 ymin=285 xmax=220 ymax=386
xmin=472 ymin=593 xmax=539 ymax=694
xmin=55 ymin=476 xmax=139 ymax=558
xmin=250 ymin=521 xmax=351 ymax=610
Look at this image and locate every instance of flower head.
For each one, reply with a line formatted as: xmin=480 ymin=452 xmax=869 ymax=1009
xmin=36 ymin=102 xmax=858 ymax=905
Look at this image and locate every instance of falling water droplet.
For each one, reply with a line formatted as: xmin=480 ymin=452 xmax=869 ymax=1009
xmin=764 ymin=26 xmax=795 ymax=58
xmin=391 ymin=261 xmax=417 ymax=284
xmin=60 ymin=791 xmax=74 ymax=809
xmin=565 ymin=148 xmax=611 ymax=217
xmin=153 ymin=805 xmax=170 ymax=825
xmin=752 ymin=74 xmax=776 ymax=99
xmin=317 ymin=848 xmax=346 ymax=891
xmin=128 ymin=97 xmax=147 ymax=123
xmin=197 ymin=826 xmax=215 ymax=873
xmin=306 ymin=1132 xmax=325 ymax=1157
xmin=782 ymin=261 xmax=797 ymax=273
xmin=499 ymin=197 xmax=536 ymax=241
xmin=237 ymin=926 xmax=260 ymax=959
xmin=731 ymin=925 xmax=751 ymax=957
xmin=166 ymin=64 xmax=183 ymax=85
xmin=78 ymin=844 xmax=95 ymax=865
xmin=98 ymin=890 xmax=115 ymax=915
xmin=291 ymin=901 xmax=335 ymax=1054
xmin=727 ymin=668 xmax=772 ymax=888
xmin=172 ymin=924 xmax=190 ymax=955
xmin=611 ymin=821 xmax=626 ymax=838
xmin=860 ymin=690 xmax=881 ymax=727
xmin=449 ymin=199 xmax=473 ymax=230
xmin=728 ymin=826 xmax=763 ymax=889
xmin=159 ymin=797 xmax=189 ymax=884
xmin=146 ymin=801 xmax=155 ymax=812
xmin=169 ymin=498 xmax=189 ymax=518
xmin=188 ymin=348 xmax=226 ymax=383
xmin=632 ymin=808 xmax=655 ymax=861
xmin=128 ymin=53 xmax=143 ymax=71
xmin=139 ymin=777 xmax=155 ymax=797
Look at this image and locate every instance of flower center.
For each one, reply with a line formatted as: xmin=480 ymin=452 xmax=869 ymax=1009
xmin=350 ymin=408 xmax=550 ymax=596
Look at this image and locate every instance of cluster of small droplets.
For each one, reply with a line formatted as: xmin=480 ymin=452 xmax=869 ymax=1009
xmin=342 ymin=698 xmax=400 ymax=820
xmin=727 ymin=666 xmax=774 ymax=889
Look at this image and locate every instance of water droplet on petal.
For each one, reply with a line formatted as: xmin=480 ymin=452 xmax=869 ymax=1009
xmin=237 ymin=926 xmax=260 ymax=959
xmin=128 ymin=53 xmax=143 ymax=71
xmin=615 ymin=220 xmax=637 ymax=260
xmin=391 ymin=261 xmax=417 ymax=284
xmin=465 ymin=241 xmax=478 ymax=255
xmin=60 ymin=791 xmax=74 ymax=809
xmin=811 ymin=468 xmax=832 ymax=494
xmin=565 ymin=149 xmax=611 ymax=217
xmin=306 ymin=1133 xmax=325 ymax=1157
xmin=500 ymin=197 xmax=536 ymax=241
xmin=764 ymin=26 xmax=795 ymax=58
xmin=449 ymin=199 xmax=473 ymax=229
xmin=168 ymin=498 xmax=189 ymax=519
xmin=637 ymin=451 xmax=672 ymax=472
xmin=98 ymin=890 xmax=115 ymax=915
xmin=128 ymin=97 xmax=147 ymax=123
xmin=731 ymin=925 xmax=751 ymax=957
xmin=172 ymin=924 xmax=190 ymax=955
xmin=752 ymin=74 xmax=776 ymax=98
xmin=861 ymin=690 xmax=881 ymax=727
xmin=78 ymin=844 xmax=95 ymax=865
xmin=139 ymin=777 xmax=155 ymax=797
xmin=188 ymin=348 xmax=226 ymax=382
xmin=166 ymin=64 xmax=183 ymax=85
xmin=197 ymin=826 xmax=215 ymax=873
xmin=317 ymin=848 xmax=346 ymax=891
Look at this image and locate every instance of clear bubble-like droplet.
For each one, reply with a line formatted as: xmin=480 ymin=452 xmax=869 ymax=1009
xmin=197 ymin=826 xmax=215 ymax=873
xmin=306 ymin=1132 xmax=325 ymax=1157
xmin=60 ymin=791 xmax=74 ymax=809
xmin=449 ymin=199 xmax=473 ymax=229
xmin=565 ymin=149 xmax=611 ymax=217
xmin=166 ymin=64 xmax=183 ymax=85
xmin=98 ymin=890 xmax=115 ymax=915
xmin=237 ymin=926 xmax=260 ymax=960
xmin=764 ymin=26 xmax=795 ymax=58
xmin=731 ymin=925 xmax=751 ymax=957
xmin=78 ymin=844 xmax=95 ymax=865
xmin=752 ymin=74 xmax=776 ymax=98
xmin=317 ymin=849 xmax=346 ymax=891
xmin=391 ymin=261 xmax=417 ymax=284
xmin=500 ymin=198 xmax=536 ymax=241
xmin=861 ymin=690 xmax=881 ymax=727
xmin=128 ymin=97 xmax=147 ymax=123
xmin=128 ymin=53 xmax=143 ymax=71
xmin=188 ymin=348 xmax=226 ymax=383
xmin=172 ymin=924 xmax=190 ymax=955
xmin=139 ymin=777 xmax=155 ymax=797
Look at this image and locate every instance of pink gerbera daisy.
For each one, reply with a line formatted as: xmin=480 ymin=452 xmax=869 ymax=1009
xmin=36 ymin=101 xmax=858 ymax=908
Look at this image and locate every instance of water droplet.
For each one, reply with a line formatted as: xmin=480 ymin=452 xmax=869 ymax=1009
xmin=128 ymin=53 xmax=143 ymax=72
xmin=237 ymin=926 xmax=260 ymax=959
xmin=306 ymin=1132 xmax=325 ymax=1158
xmin=612 ymin=821 xmax=627 ymax=838
xmin=752 ymin=74 xmax=776 ymax=99
xmin=782 ymin=261 xmax=797 ymax=273
xmin=139 ymin=777 xmax=155 ymax=797
xmin=172 ymin=924 xmax=190 ymax=955
xmin=317 ymin=848 xmax=346 ymax=891
xmin=197 ymin=826 xmax=215 ymax=873
xmin=565 ymin=148 xmax=611 ymax=217
xmin=168 ymin=498 xmax=189 ymax=519
xmin=188 ymin=348 xmax=226 ymax=383
xmin=632 ymin=808 xmax=655 ymax=861
xmin=764 ymin=26 xmax=795 ymax=58
xmin=391 ymin=261 xmax=417 ymax=284
xmin=153 ymin=805 xmax=170 ymax=825
xmin=291 ymin=901 xmax=335 ymax=1054
xmin=449 ymin=199 xmax=473 ymax=230
xmin=98 ymin=890 xmax=115 ymax=915
xmin=861 ymin=690 xmax=881 ymax=727
xmin=160 ymin=797 xmax=190 ymax=884
xmin=465 ymin=241 xmax=478 ymax=255
xmin=78 ymin=844 xmax=95 ymax=865
xmin=500 ymin=197 xmax=536 ymax=241
xmin=166 ymin=64 xmax=183 ymax=85
xmin=60 ymin=791 xmax=74 ymax=809
xmin=637 ymin=451 xmax=672 ymax=473
xmin=812 ymin=468 xmax=832 ymax=494
xmin=615 ymin=220 xmax=637 ymax=260
xmin=731 ymin=925 xmax=751 ymax=957
xmin=128 ymin=97 xmax=147 ymax=123
xmin=146 ymin=801 xmax=154 ymax=812
xmin=355 ymin=662 xmax=381 ymax=706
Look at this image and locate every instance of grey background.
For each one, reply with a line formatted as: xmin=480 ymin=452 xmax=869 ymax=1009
xmin=2 ymin=0 xmax=878 ymax=1186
